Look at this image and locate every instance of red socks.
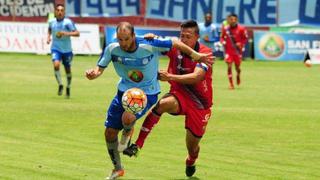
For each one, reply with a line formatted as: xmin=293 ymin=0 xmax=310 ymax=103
xmin=186 ymin=147 xmax=200 ymax=166
xmin=135 ymin=111 xmax=160 ymax=148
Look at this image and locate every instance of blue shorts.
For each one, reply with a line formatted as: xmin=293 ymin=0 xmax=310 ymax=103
xmin=105 ymin=90 xmax=158 ymax=130
xmin=51 ymin=50 xmax=73 ymax=68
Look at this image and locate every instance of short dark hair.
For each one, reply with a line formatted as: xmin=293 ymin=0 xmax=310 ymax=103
xmin=55 ymin=4 xmax=64 ymax=9
xmin=228 ymin=13 xmax=238 ymax=18
xmin=116 ymin=22 xmax=135 ymax=36
xmin=180 ymin=20 xmax=199 ymax=35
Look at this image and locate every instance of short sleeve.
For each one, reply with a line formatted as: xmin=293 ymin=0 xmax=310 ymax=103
xmin=97 ymin=45 xmax=113 ymax=68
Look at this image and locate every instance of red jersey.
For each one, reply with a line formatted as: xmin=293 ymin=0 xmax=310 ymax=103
xmin=220 ymin=24 xmax=248 ymax=56
xmin=166 ymin=42 xmax=213 ymax=109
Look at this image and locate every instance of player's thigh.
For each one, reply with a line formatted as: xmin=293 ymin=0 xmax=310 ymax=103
xmin=234 ymin=55 xmax=242 ymax=66
xmin=51 ymin=50 xmax=62 ymax=62
xmin=105 ymin=92 xmax=125 ymax=130
xmin=122 ymin=111 xmax=136 ymax=126
xmin=224 ymin=53 xmax=233 ymax=64
xmin=61 ymin=52 xmax=73 ymax=68
xmin=157 ymin=94 xmax=179 ymax=114
xmin=185 ymin=108 xmax=211 ymax=138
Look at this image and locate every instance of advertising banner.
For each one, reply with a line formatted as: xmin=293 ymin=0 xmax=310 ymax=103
xmin=0 ymin=0 xmax=54 ymax=17
xmin=66 ymin=0 xmax=140 ymax=17
xmin=254 ymin=31 xmax=320 ymax=61
xmin=146 ymin=0 xmax=320 ymax=26
xmin=0 ymin=22 xmax=101 ymax=55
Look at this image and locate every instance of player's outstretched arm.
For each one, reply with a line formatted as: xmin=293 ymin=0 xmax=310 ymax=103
xmin=171 ymin=38 xmax=214 ymax=66
xmin=85 ymin=66 xmax=104 ymax=80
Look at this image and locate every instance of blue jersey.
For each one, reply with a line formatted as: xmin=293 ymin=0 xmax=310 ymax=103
xmin=198 ymin=22 xmax=219 ymax=50
xmin=48 ymin=17 xmax=77 ymax=53
xmin=98 ymin=37 xmax=172 ymax=95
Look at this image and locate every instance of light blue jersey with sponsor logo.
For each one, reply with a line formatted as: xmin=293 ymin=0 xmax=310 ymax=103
xmin=98 ymin=37 xmax=172 ymax=95
xmin=48 ymin=17 xmax=77 ymax=53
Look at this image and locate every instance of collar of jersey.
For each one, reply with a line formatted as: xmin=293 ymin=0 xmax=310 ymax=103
xmin=56 ymin=17 xmax=65 ymax=22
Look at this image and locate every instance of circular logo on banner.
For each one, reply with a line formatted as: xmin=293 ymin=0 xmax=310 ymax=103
xmin=259 ymin=33 xmax=285 ymax=59
xmin=128 ymin=70 xmax=144 ymax=82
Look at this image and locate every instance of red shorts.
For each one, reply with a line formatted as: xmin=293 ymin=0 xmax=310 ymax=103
xmin=169 ymin=90 xmax=211 ymax=138
xmin=225 ymin=53 xmax=242 ymax=66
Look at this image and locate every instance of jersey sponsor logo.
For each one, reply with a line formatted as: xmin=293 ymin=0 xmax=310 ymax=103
xmin=202 ymin=113 xmax=210 ymax=131
xmin=142 ymin=58 xmax=149 ymax=65
xmin=111 ymin=54 xmax=153 ymax=66
xmin=128 ymin=70 xmax=144 ymax=82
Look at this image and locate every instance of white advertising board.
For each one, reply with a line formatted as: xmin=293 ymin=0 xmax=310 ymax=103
xmin=0 ymin=22 xmax=101 ymax=55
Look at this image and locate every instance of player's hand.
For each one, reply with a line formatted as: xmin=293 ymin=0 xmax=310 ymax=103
xmin=236 ymin=42 xmax=242 ymax=49
xmin=85 ymin=69 xmax=97 ymax=80
xmin=144 ymin=33 xmax=158 ymax=40
xmin=47 ymin=37 xmax=51 ymax=44
xmin=158 ymin=70 xmax=171 ymax=81
xmin=203 ymin=35 xmax=210 ymax=42
xmin=191 ymin=52 xmax=215 ymax=67
xmin=56 ymin=31 xmax=65 ymax=38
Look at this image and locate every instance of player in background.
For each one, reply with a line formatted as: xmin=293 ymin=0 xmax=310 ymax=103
xmin=47 ymin=4 xmax=79 ymax=98
xmin=85 ymin=22 xmax=213 ymax=179
xmin=220 ymin=13 xmax=248 ymax=89
xmin=124 ymin=20 xmax=214 ymax=177
xmin=198 ymin=12 xmax=219 ymax=52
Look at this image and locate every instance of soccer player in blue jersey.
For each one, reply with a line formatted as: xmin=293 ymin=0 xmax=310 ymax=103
xmin=85 ymin=22 xmax=213 ymax=179
xmin=47 ymin=4 xmax=79 ymax=98
xmin=198 ymin=12 xmax=219 ymax=51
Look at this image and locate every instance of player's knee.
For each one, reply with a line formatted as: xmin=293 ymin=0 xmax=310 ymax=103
xmin=122 ymin=111 xmax=136 ymax=126
xmin=156 ymin=98 xmax=169 ymax=113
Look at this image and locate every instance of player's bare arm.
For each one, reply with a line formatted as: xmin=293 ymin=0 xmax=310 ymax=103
xmin=158 ymin=67 xmax=206 ymax=84
xmin=57 ymin=30 xmax=80 ymax=38
xmin=86 ymin=66 xmax=104 ymax=80
xmin=47 ymin=28 xmax=51 ymax=44
xmin=143 ymin=34 xmax=214 ymax=66
xmin=171 ymin=38 xmax=214 ymax=66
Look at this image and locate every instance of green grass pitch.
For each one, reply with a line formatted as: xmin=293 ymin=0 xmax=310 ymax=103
xmin=0 ymin=53 xmax=320 ymax=179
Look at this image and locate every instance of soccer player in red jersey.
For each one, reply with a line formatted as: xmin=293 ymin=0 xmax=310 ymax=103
xmin=124 ymin=20 xmax=213 ymax=177
xmin=220 ymin=13 xmax=248 ymax=89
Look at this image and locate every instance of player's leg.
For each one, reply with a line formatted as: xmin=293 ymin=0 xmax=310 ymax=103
xmin=235 ymin=56 xmax=242 ymax=86
xmin=225 ymin=54 xmax=234 ymax=89
xmin=227 ymin=62 xmax=234 ymax=89
xmin=51 ymin=51 xmax=63 ymax=95
xmin=184 ymin=108 xmax=211 ymax=177
xmin=62 ymin=52 xmax=73 ymax=98
xmin=118 ymin=111 xmax=136 ymax=152
xmin=185 ymin=130 xmax=201 ymax=177
xmin=105 ymin=127 xmax=125 ymax=179
xmin=105 ymin=92 xmax=126 ymax=179
xmin=121 ymin=93 xmax=158 ymax=154
xmin=136 ymin=94 xmax=179 ymax=148
xmin=123 ymin=94 xmax=179 ymax=157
